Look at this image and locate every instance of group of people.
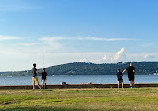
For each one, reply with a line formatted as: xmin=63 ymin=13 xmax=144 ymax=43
xmin=31 ymin=63 xmax=135 ymax=89
xmin=116 ymin=63 xmax=135 ymax=88
xmin=31 ymin=63 xmax=47 ymax=89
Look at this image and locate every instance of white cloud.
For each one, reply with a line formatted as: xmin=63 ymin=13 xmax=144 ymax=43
xmin=40 ymin=37 xmax=64 ymax=52
xmin=0 ymin=35 xmax=156 ymax=72
xmin=79 ymin=58 xmax=87 ymax=62
xmin=129 ymin=53 xmax=158 ymax=62
xmin=40 ymin=36 xmax=135 ymax=42
xmin=0 ymin=35 xmax=19 ymax=41
xmin=39 ymin=37 xmax=136 ymax=53
xmin=101 ymin=48 xmax=127 ymax=63
xmin=40 ymin=37 xmax=65 ymax=41
xmin=82 ymin=37 xmax=134 ymax=41
xmin=18 ymin=43 xmax=39 ymax=46
xmin=0 ymin=45 xmax=158 ymax=71
xmin=102 ymin=55 xmax=107 ymax=61
xmin=114 ymin=48 xmax=126 ymax=61
xmin=141 ymin=43 xmax=155 ymax=48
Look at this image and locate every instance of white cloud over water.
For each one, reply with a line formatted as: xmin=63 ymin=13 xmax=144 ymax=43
xmin=101 ymin=48 xmax=126 ymax=63
xmin=114 ymin=48 xmax=126 ymax=61
xmin=0 ymin=35 xmax=157 ymax=71
xmin=0 ymin=45 xmax=158 ymax=71
xmin=79 ymin=48 xmax=158 ymax=63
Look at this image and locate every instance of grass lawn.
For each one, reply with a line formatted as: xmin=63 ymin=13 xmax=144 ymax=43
xmin=0 ymin=88 xmax=158 ymax=111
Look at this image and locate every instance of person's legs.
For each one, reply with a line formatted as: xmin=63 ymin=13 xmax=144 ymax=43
xmin=44 ymin=79 xmax=47 ymax=89
xmin=132 ymin=81 xmax=135 ymax=87
xmin=45 ymin=82 xmax=46 ymax=89
xmin=32 ymin=77 xmax=35 ymax=89
xmin=38 ymin=84 xmax=41 ymax=89
xmin=35 ymin=77 xmax=41 ymax=89
xmin=42 ymin=80 xmax=44 ymax=88
xmin=133 ymin=81 xmax=135 ymax=87
xmin=129 ymin=77 xmax=133 ymax=88
xmin=122 ymin=82 xmax=124 ymax=88
xmin=42 ymin=79 xmax=46 ymax=89
xmin=33 ymin=85 xmax=35 ymax=89
xmin=130 ymin=81 xmax=133 ymax=87
xmin=118 ymin=81 xmax=119 ymax=88
xmin=131 ymin=75 xmax=135 ymax=88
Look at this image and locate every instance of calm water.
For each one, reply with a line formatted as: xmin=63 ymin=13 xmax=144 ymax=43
xmin=0 ymin=75 xmax=157 ymax=86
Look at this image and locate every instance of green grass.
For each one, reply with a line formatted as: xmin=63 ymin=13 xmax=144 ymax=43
xmin=0 ymin=88 xmax=158 ymax=111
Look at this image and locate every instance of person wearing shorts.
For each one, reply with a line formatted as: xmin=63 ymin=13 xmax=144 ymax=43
xmin=116 ymin=68 xmax=123 ymax=88
xmin=31 ymin=63 xmax=41 ymax=89
xmin=41 ymin=68 xmax=47 ymax=89
xmin=122 ymin=63 xmax=135 ymax=88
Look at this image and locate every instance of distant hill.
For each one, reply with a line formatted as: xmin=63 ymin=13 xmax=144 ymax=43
xmin=0 ymin=62 xmax=158 ymax=76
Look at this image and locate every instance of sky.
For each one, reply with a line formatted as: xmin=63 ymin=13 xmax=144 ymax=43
xmin=0 ymin=0 xmax=158 ymax=71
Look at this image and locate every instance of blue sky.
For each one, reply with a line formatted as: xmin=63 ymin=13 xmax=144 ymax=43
xmin=0 ymin=0 xmax=158 ymax=71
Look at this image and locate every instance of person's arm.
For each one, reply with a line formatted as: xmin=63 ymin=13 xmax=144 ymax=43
xmin=35 ymin=69 xmax=40 ymax=74
xmin=122 ymin=69 xmax=126 ymax=74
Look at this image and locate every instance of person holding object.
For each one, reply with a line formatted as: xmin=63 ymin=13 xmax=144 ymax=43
xmin=122 ymin=63 xmax=135 ymax=88
xmin=41 ymin=68 xmax=47 ymax=89
xmin=116 ymin=68 xmax=124 ymax=88
xmin=31 ymin=63 xmax=41 ymax=89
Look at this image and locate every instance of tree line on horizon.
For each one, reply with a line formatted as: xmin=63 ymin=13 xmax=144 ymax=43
xmin=0 ymin=62 xmax=158 ymax=76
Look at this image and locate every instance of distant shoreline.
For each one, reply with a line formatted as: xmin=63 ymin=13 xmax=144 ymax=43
xmin=0 ymin=73 xmax=157 ymax=77
xmin=0 ymin=62 xmax=158 ymax=76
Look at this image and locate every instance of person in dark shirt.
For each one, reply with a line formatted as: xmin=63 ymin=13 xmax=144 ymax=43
xmin=122 ymin=63 xmax=135 ymax=88
xmin=116 ymin=68 xmax=123 ymax=88
xmin=31 ymin=63 xmax=41 ymax=89
xmin=41 ymin=68 xmax=47 ymax=89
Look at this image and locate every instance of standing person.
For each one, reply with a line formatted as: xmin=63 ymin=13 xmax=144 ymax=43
xmin=31 ymin=63 xmax=41 ymax=89
xmin=41 ymin=68 xmax=47 ymax=89
xmin=116 ymin=68 xmax=124 ymax=88
xmin=122 ymin=63 xmax=135 ymax=88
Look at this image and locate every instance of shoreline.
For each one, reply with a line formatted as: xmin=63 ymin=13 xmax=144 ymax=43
xmin=0 ymin=83 xmax=158 ymax=89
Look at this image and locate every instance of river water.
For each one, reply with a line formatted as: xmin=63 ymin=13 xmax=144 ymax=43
xmin=0 ymin=75 xmax=157 ymax=86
